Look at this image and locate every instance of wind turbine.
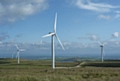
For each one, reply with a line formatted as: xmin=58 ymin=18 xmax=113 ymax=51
xmin=15 ymin=44 xmax=25 ymax=64
xmin=98 ymin=41 xmax=106 ymax=62
xmin=42 ymin=13 xmax=65 ymax=69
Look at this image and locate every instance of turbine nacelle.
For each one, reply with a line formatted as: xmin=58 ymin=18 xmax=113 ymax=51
xmin=16 ymin=44 xmax=25 ymax=52
xmin=17 ymin=49 xmax=25 ymax=52
xmin=98 ymin=41 xmax=107 ymax=47
xmin=49 ymin=32 xmax=55 ymax=35
xmin=42 ymin=32 xmax=55 ymax=38
xmin=100 ymin=45 xmax=104 ymax=47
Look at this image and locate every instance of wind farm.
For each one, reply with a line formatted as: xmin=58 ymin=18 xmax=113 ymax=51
xmin=0 ymin=0 xmax=120 ymax=81
xmin=0 ymin=12 xmax=119 ymax=81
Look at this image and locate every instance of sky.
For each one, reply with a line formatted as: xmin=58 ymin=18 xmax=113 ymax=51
xmin=0 ymin=0 xmax=120 ymax=58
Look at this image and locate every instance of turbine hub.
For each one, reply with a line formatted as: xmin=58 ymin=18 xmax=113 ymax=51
xmin=49 ymin=32 xmax=55 ymax=35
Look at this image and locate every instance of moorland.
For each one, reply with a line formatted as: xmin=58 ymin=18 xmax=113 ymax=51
xmin=0 ymin=58 xmax=120 ymax=81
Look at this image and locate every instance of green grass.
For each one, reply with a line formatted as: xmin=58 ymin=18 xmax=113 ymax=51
xmin=0 ymin=58 xmax=120 ymax=81
xmin=80 ymin=61 xmax=120 ymax=67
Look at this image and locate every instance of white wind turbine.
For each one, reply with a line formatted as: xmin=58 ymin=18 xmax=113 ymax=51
xmin=42 ymin=13 xmax=65 ymax=69
xmin=98 ymin=41 xmax=106 ymax=62
xmin=15 ymin=44 xmax=25 ymax=64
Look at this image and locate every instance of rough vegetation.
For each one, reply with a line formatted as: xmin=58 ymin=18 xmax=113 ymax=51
xmin=0 ymin=58 xmax=120 ymax=81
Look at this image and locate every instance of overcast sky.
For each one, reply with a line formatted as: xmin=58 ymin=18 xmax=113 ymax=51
xmin=0 ymin=0 xmax=120 ymax=58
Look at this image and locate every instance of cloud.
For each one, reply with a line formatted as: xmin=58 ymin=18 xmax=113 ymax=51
xmin=98 ymin=14 xmax=111 ymax=20
xmin=112 ymin=32 xmax=119 ymax=38
xmin=0 ymin=0 xmax=48 ymax=23
xmin=1 ymin=40 xmax=120 ymax=55
xmin=89 ymin=35 xmax=100 ymax=41
xmin=114 ymin=11 xmax=120 ymax=19
xmin=78 ymin=34 xmax=100 ymax=42
xmin=72 ymin=0 xmax=118 ymax=13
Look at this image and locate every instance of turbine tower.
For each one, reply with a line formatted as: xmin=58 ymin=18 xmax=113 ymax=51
xmin=15 ymin=44 xmax=25 ymax=64
xmin=98 ymin=41 xmax=106 ymax=62
xmin=42 ymin=13 xmax=65 ymax=69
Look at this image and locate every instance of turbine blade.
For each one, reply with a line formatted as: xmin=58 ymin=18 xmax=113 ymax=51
xmin=42 ymin=33 xmax=55 ymax=38
xmin=54 ymin=13 xmax=57 ymax=33
xmin=103 ymin=42 xmax=107 ymax=46
xmin=55 ymin=34 xmax=65 ymax=50
xmin=20 ymin=49 xmax=25 ymax=51
xmin=15 ymin=44 xmax=19 ymax=50
xmin=98 ymin=41 xmax=102 ymax=45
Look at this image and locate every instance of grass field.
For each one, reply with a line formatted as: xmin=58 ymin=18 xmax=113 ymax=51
xmin=0 ymin=58 xmax=120 ymax=81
